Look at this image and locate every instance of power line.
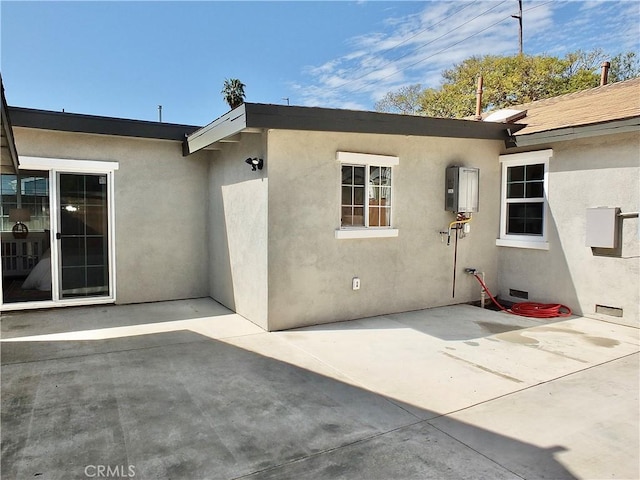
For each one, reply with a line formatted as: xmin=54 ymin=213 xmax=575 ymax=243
xmin=329 ymin=0 xmax=507 ymax=93
xmin=347 ymin=0 xmax=553 ymax=96
xmin=363 ymin=0 xmax=481 ymax=64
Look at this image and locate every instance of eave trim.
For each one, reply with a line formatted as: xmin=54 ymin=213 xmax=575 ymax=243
xmin=508 ymin=117 xmax=640 ymax=148
xmin=184 ymin=102 xmax=520 ymax=156
xmin=1 ymin=77 xmax=20 ymax=171
xmin=9 ymin=107 xmax=200 ymax=142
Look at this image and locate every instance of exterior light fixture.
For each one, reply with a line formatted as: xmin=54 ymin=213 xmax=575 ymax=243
xmin=9 ymin=208 xmax=31 ymax=239
xmin=245 ymin=157 xmax=263 ymax=171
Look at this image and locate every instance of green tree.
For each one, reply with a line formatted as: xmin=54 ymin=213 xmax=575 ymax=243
xmin=221 ymin=78 xmax=246 ymax=109
xmin=375 ymin=84 xmax=423 ymax=114
xmin=421 ymin=53 xmax=595 ymax=118
xmin=609 ymin=52 xmax=640 ymax=82
xmin=376 ymin=50 xmax=637 ymax=119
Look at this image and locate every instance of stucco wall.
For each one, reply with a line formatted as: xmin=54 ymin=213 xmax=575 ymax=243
xmin=12 ymin=128 xmax=210 ymax=304
xmin=266 ymin=129 xmax=503 ymax=331
xmin=497 ymin=132 xmax=640 ymax=327
xmin=207 ymin=133 xmax=269 ymax=329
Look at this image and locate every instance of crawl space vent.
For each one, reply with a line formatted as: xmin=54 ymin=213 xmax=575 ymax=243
xmin=595 ymin=305 xmax=623 ymax=317
xmin=509 ymin=289 xmax=529 ymax=299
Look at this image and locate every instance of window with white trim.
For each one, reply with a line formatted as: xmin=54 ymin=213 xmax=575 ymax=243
xmin=336 ymin=152 xmax=398 ymax=239
xmin=341 ymin=164 xmax=392 ymax=227
xmin=497 ymin=149 xmax=551 ymax=249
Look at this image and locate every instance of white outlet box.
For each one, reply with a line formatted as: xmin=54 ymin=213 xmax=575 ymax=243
xmin=352 ymin=277 xmax=361 ymax=290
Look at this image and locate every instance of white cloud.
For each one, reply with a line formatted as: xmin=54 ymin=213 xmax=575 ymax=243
xmin=294 ymin=0 xmax=637 ymax=110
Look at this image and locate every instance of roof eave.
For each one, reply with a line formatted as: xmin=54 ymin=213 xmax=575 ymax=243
xmin=9 ymin=107 xmax=201 ymax=142
xmin=508 ymin=117 xmax=640 ymax=148
xmin=1 ymin=77 xmax=20 ymax=172
xmin=184 ymin=104 xmax=248 ymax=155
xmin=184 ymin=103 xmax=519 ymax=156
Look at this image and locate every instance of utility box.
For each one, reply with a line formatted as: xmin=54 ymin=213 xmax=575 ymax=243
xmin=445 ymin=166 xmax=479 ymax=213
xmin=586 ymin=207 xmax=620 ymax=248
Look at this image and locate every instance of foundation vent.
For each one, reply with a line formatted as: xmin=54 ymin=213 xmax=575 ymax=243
xmin=509 ymin=289 xmax=529 ymax=299
xmin=595 ymin=305 xmax=623 ymax=317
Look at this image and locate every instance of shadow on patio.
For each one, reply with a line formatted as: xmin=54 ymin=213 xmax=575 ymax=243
xmin=1 ymin=315 xmax=577 ymax=479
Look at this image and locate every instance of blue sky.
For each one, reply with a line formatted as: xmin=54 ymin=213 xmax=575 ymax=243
xmin=1 ymin=1 xmax=639 ymax=126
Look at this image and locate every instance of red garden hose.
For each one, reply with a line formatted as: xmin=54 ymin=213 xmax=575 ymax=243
xmin=472 ymin=274 xmax=572 ymax=318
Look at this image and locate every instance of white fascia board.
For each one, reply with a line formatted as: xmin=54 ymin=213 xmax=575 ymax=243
xmin=186 ymin=104 xmax=247 ymax=154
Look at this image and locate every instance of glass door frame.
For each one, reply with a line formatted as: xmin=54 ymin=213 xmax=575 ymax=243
xmin=0 ymin=156 xmax=119 ymax=311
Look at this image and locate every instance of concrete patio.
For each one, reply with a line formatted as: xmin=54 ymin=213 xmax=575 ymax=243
xmin=1 ymin=298 xmax=638 ymax=479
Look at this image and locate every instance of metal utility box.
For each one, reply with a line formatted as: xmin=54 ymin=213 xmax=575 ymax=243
xmin=586 ymin=207 xmax=620 ymax=248
xmin=445 ymin=166 xmax=479 ymax=213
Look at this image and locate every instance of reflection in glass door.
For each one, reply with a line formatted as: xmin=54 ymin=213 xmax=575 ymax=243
xmin=1 ymin=171 xmax=52 ymax=303
xmin=58 ymin=173 xmax=109 ymax=298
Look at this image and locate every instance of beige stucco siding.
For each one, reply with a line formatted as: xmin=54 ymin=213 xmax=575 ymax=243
xmin=266 ymin=129 xmax=503 ymax=331
xmin=498 ymin=132 xmax=640 ymax=327
xmin=12 ymin=127 xmax=210 ymax=304
xmin=207 ymin=133 xmax=269 ymax=329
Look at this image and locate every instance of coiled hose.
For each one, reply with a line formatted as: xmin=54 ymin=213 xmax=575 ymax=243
xmin=472 ymin=274 xmax=572 ymax=318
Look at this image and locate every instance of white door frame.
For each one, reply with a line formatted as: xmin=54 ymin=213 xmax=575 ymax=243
xmin=0 ymin=156 xmax=119 ymax=311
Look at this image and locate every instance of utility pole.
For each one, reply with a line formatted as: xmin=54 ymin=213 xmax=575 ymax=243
xmin=511 ymin=0 xmax=523 ymax=55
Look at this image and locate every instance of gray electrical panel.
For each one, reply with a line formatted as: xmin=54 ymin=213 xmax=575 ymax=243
xmin=586 ymin=207 xmax=620 ymax=248
xmin=445 ymin=166 xmax=479 ymax=213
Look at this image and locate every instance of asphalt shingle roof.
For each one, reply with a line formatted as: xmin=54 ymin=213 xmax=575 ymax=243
xmin=510 ymin=77 xmax=640 ymax=136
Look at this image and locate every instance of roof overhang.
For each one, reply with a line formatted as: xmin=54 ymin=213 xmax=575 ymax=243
xmin=1 ymin=76 xmax=20 ymax=173
xmin=184 ymin=103 xmax=523 ymax=156
xmin=9 ymin=107 xmax=201 ymax=142
xmin=508 ymin=117 xmax=640 ymax=148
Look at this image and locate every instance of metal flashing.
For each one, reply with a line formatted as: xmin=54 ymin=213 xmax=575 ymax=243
xmin=8 ymin=106 xmax=200 ymax=142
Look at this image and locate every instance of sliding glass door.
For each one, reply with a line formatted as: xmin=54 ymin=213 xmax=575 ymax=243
xmin=58 ymin=173 xmax=110 ymax=298
xmin=1 ymin=159 xmax=116 ymax=310
xmin=0 ymin=170 xmax=52 ymax=303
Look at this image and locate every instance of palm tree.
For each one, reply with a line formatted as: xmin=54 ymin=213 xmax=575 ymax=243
xmin=221 ymin=78 xmax=246 ymax=109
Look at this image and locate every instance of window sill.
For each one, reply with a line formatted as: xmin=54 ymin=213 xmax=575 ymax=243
xmin=335 ymin=228 xmax=399 ymax=239
xmin=496 ymin=238 xmax=549 ymax=250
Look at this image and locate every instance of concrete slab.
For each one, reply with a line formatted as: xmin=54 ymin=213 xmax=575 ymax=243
xmin=1 ymin=299 xmax=638 ymax=479
xmin=243 ymin=422 xmax=527 ymax=480
xmin=251 ymin=305 xmax=639 ymax=417
xmin=430 ymin=354 xmax=640 ymax=480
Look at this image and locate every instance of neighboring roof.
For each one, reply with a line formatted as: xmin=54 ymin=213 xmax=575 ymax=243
xmin=487 ymin=77 xmax=640 ymax=147
xmin=1 ymin=75 xmax=20 ymax=172
xmin=9 ymin=107 xmax=201 ymax=142
xmin=185 ymin=103 xmax=521 ymax=155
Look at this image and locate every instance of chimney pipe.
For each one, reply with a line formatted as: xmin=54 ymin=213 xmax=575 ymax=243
xmin=600 ymin=62 xmax=610 ymax=86
xmin=475 ymin=76 xmax=483 ymax=120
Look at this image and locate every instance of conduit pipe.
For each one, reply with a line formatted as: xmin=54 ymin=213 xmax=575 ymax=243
xmin=450 ymin=213 xmax=472 ymax=298
xmin=447 ymin=214 xmax=472 ymax=246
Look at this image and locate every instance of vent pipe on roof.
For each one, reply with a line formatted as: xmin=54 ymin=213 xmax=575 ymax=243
xmin=600 ymin=62 xmax=611 ymax=86
xmin=475 ymin=76 xmax=483 ymax=120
